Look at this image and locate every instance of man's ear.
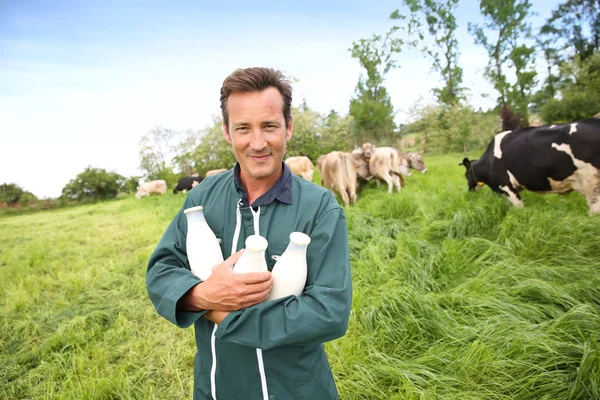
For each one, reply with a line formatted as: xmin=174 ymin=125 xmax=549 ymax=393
xmin=223 ymin=124 xmax=232 ymax=144
xmin=285 ymin=117 xmax=293 ymax=142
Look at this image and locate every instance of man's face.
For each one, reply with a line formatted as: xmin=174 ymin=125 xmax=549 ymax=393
xmin=223 ymin=87 xmax=292 ymax=184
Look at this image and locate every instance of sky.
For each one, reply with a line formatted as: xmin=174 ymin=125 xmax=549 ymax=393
xmin=0 ymin=0 xmax=561 ymax=199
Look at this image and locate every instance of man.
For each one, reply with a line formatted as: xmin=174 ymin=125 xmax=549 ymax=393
xmin=146 ymin=67 xmax=352 ymax=400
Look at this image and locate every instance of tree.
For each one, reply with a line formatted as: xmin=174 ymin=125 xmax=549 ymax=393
xmin=171 ymin=128 xmax=203 ymax=176
xmin=191 ymin=116 xmax=237 ymax=175
xmin=286 ymin=102 xmax=323 ymax=161
xmin=540 ymin=0 xmax=600 ymax=63
xmin=349 ymin=29 xmax=403 ymax=143
xmin=540 ymin=53 xmax=600 ymax=123
xmin=61 ymin=167 xmax=126 ymax=201
xmin=122 ymin=176 xmax=142 ymax=194
xmin=0 ymin=183 xmax=25 ymax=205
xmin=391 ymin=0 xmax=465 ymax=106
xmin=469 ymin=0 xmax=537 ymax=129
xmin=138 ymin=125 xmax=178 ymax=179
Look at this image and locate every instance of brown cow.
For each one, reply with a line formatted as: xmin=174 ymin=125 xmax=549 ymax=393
xmin=135 ymin=180 xmax=167 ymax=199
xmin=205 ymin=168 xmax=229 ymax=177
xmin=359 ymin=143 xmax=412 ymax=193
xmin=317 ymin=151 xmax=360 ymax=206
xmin=396 ymin=151 xmax=428 ymax=174
xmin=285 ymin=156 xmax=314 ymax=181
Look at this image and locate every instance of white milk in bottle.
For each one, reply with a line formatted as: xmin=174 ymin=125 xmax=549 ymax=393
xmin=184 ymin=205 xmax=224 ymax=280
xmin=267 ymin=232 xmax=311 ymax=301
xmin=233 ymin=235 xmax=269 ymax=273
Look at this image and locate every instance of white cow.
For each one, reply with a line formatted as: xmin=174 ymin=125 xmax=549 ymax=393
xmin=285 ymin=156 xmax=315 ymax=181
xmin=135 ymin=180 xmax=167 ymax=199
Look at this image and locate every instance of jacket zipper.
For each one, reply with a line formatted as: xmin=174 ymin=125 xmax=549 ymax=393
xmin=211 ymin=201 xmax=269 ymax=400
xmin=210 ymin=200 xmax=242 ymax=400
xmin=250 ymin=206 xmax=269 ymax=400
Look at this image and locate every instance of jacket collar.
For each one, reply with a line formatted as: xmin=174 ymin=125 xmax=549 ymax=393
xmin=233 ymin=162 xmax=293 ymax=208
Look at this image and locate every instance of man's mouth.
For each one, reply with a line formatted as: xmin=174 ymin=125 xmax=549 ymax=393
xmin=249 ymin=154 xmax=270 ymax=162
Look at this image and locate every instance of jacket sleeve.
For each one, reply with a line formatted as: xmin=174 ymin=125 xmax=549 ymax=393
xmin=146 ymin=196 xmax=207 ymax=328
xmin=215 ymin=205 xmax=352 ymax=350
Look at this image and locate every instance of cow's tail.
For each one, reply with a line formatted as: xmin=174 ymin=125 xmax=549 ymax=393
xmin=387 ymin=151 xmax=404 ymax=177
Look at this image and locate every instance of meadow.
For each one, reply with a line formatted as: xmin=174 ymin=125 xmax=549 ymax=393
xmin=1 ymin=154 xmax=599 ymax=399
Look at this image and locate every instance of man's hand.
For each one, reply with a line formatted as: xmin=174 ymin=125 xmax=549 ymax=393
xmin=179 ymin=249 xmax=273 ymax=312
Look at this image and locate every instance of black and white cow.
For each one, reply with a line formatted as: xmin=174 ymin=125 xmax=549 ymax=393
xmin=459 ymin=118 xmax=600 ymax=215
xmin=173 ymin=176 xmax=203 ymax=194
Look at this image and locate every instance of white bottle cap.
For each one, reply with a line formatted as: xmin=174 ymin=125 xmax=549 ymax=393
xmin=245 ymin=235 xmax=268 ymax=251
xmin=290 ymin=232 xmax=311 ymax=246
xmin=184 ymin=205 xmax=204 ymax=215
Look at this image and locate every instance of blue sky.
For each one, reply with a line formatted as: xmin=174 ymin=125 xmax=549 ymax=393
xmin=0 ymin=0 xmax=560 ymax=198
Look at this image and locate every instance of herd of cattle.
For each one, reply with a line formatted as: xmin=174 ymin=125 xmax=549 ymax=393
xmin=134 ymin=146 xmax=428 ymax=207
xmin=135 ymin=117 xmax=600 ymax=215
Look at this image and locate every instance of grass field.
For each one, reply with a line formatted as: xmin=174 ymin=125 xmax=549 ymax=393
xmin=1 ymin=154 xmax=599 ymax=399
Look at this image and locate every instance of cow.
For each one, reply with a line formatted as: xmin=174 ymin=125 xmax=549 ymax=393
xmin=398 ymin=151 xmax=428 ymax=174
xmin=135 ymin=180 xmax=167 ymax=199
xmin=459 ymin=118 xmax=600 ymax=215
xmin=205 ymin=168 xmax=228 ymax=177
xmin=357 ymin=143 xmax=412 ymax=193
xmin=173 ymin=176 xmax=203 ymax=194
xmin=318 ymin=151 xmax=360 ymax=206
xmin=285 ymin=156 xmax=315 ymax=181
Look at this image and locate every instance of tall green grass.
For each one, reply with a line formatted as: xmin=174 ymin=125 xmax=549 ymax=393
xmin=2 ymin=153 xmax=599 ymax=399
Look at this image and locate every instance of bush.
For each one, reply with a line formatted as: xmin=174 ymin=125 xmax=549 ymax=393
xmin=60 ymin=167 xmax=126 ymax=202
xmin=0 ymin=183 xmax=25 ymax=205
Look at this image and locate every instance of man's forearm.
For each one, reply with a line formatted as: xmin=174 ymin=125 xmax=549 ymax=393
xmin=205 ymin=310 xmax=230 ymax=324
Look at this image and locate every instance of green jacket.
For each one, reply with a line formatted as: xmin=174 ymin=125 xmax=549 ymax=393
xmin=146 ymin=167 xmax=352 ymax=400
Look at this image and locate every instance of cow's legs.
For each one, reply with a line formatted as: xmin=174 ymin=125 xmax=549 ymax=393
xmin=378 ymin=172 xmax=395 ymax=193
xmin=333 ymin=178 xmax=350 ymax=206
xmin=392 ymin=175 xmax=402 ymax=192
xmin=583 ymin=169 xmax=600 ymax=215
xmin=347 ymin=181 xmax=358 ymax=204
xmin=500 ymin=185 xmax=524 ymax=207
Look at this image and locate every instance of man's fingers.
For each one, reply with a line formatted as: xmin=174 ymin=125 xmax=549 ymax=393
xmin=239 ymin=271 xmax=272 ymax=284
xmin=218 ymin=249 xmax=244 ymax=269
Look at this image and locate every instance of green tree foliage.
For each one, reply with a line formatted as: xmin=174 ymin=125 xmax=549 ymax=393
xmin=191 ymin=116 xmax=237 ymax=175
xmin=349 ymin=30 xmax=403 ymax=143
xmin=122 ymin=176 xmax=142 ymax=194
xmin=286 ymin=103 xmax=355 ymax=161
xmin=530 ymin=36 xmax=563 ymax=112
xmin=320 ymin=110 xmax=357 ymax=152
xmin=61 ymin=167 xmax=126 ymax=202
xmin=540 ymin=0 xmax=600 ymax=63
xmin=469 ymin=0 xmax=536 ymax=127
xmin=171 ymin=128 xmax=203 ymax=176
xmin=285 ymin=101 xmax=322 ymax=160
xmin=540 ymin=53 xmax=600 ymax=123
xmin=138 ymin=125 xmax=174 ymax=178
xmin=0 ymin=183 xmax=25 ymax=205
xmin=391 ymin=0 xmax=465 ymax=106
xmin=405 ymin=101 xmax=501 ymax=154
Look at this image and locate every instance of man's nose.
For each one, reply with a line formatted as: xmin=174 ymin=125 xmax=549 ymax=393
xmin=249 ymin=129 xmax=267 ymax=151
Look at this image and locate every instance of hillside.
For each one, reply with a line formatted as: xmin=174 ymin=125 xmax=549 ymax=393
xmin=1 ymin=154 xmax=599 ymax=399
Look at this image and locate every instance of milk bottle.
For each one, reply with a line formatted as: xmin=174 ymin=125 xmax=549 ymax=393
xmin=184 ymin=205 xmax=224 ymax=280
xmin=267 ymin=232 xmax=311 ymax=301
xmin=233 ymin=235 xmax=269 ymax=273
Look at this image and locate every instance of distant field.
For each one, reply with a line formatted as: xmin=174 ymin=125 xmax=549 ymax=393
xmin=1 ymin=154 xmax=599 ymax=399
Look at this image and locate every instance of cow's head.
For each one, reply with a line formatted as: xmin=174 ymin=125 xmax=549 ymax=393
xmin=459 ymin=157 xmax=483 ymax=192
xmin=399 ymin=158 xmax=412 ymax=177
xmin=361 ymin=142 xmax=375 ymax=161
xmin=408 ymin=153 xmax=428 ymax=173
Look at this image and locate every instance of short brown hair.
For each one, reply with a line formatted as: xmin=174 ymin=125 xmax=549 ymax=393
xmin=220 ymin=67 xmax=293 ymax=130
